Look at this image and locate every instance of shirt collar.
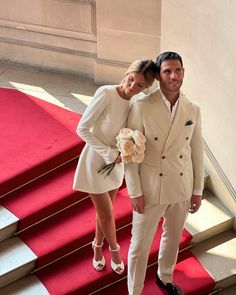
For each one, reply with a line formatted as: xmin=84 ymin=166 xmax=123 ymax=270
xmin=159 ymin=89 xmax=181 ymax=110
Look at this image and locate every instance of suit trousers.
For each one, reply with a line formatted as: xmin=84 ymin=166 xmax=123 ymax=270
xmin=127 ymin=199 xmax=190 ymax=295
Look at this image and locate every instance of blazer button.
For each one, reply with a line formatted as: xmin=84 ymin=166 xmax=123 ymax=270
xmin=161 ymin=155 xmax=166 ymax=159
xmin=179 ymin=155 xmax=183 ymax=158
xmin=186 ymin=137 xmax=189 ymax=140
xmin=159 ymin=173 xmax=163 ymax=176
xmin=180 ymin=172 xmax=183 ymax=176
xmin=154 ymin=137 xmax=158 ymax=141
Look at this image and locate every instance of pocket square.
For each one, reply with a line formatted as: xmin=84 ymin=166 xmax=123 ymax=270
xmin=185 ymin=120 xmax=193 ymax=126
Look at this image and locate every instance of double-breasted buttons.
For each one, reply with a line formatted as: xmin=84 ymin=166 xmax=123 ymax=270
xmin=154 ymin=137 xmax=158 ymax=141
xmin=180 ymin=172 xmax=183 ymax=176
xmin=159 ymin=173 xmax=163 ymax=176
xmin=186 ymin=137 xmax=189 ymax=140
xmin=179 ymin=155 xmax=183 ymax=159
xmin=161 ymin=155 xmax=166 ymax=159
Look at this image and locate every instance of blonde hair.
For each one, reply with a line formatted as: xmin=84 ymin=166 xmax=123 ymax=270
xmin=124 ymin=58 xmax=156 ymax=87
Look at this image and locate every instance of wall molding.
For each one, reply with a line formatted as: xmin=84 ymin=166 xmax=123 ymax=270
xmin=0 ymin=19 xmax=96 ymax=41
xmin=96 ymin=58 xmax=130 ymax=68
xmin=58 ymin=0 xmax=95 ymax=3
xmin=0 ymin=37 xmax=96 ymax=59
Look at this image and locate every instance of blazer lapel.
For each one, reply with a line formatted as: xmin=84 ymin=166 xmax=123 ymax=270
xmin=163 ymin=94 xmax=192 ymax=150
xmin=150 ymin=90 xmax=172 ymax=136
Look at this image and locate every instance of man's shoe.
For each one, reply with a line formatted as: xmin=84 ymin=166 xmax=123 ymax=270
xmin=156 ymin=274 xmax=184 ymax=295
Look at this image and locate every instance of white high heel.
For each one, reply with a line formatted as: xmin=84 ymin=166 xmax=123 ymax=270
xmin=109 ymin=244 xmax=125 ymax=274
xmin=92 ymin=240 xmax=105 ymax=271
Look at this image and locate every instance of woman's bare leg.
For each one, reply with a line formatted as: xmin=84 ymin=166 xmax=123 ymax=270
xmin=90 ymin=188 xmax=122 ymax=265
xmin=108 ymin=188 xmax=122 ymax=265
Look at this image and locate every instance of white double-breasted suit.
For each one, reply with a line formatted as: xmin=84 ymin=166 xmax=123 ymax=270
xmin=125 ymin=89 xmax=204 ymax=295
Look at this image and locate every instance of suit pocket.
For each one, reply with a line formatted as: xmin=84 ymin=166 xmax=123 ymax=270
xmin=140 ymin=163 xmax=157 ymax=196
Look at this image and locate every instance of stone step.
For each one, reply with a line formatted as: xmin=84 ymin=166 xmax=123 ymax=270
xmin=185 ymin=189 xmax=234 ymax=244
xmin=0 ymin=275 xmax=49 ymax=295
xmin=0 ymin=174 xmax=211 ymax=244
xmin=2 ymin=231 xmax=235 ymax=295
xmin=0 ymin=188 xmax=131 ymax=288
xmin=0 ymin=237 xmax=37 ymax=288
xmin=0 ymin=206 xmax=18 ymax=242
xmin=91 ymin=229 xmax=236 ymax=295
xmin=0 ymin=189 xmax=233 ymax=291
xmin=192 ymin=229 xmax=236 ymax=292
xmin=211 ymin=283 xmax=236 ymax=295
xmin=0 ymin=159 xmax=87 ymax=242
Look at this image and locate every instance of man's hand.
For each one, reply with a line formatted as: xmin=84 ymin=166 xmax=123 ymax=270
xmin=189 ymin=195 xmax=202 ymax=214
xmin=131 ymin=195 xmax=145 ymax=214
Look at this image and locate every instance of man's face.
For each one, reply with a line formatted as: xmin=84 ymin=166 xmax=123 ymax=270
xmin=157 ymin=59 xmax=184 ymax=93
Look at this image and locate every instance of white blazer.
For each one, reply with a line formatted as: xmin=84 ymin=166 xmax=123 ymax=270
xmin=125 ymin=89 xmax=204 ymax=205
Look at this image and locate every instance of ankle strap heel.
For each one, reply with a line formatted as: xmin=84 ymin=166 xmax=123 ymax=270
xmin=92 ymin=240 xmax=104 ymax=249
xmin=109 ymin=244 xmax=120 ymax=252
xmin=92 ymin=239 xmax=105 ymax=272
xmin=109 ymin=244 xmax=125 ymax=274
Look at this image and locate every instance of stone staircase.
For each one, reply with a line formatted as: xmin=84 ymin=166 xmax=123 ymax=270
xmin=0 ymin=65 xmax=235 ymax=294
xmin=0 ymin=165 xmax=235 ymax=294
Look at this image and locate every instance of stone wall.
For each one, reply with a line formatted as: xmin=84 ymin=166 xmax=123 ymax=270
xmin=160 ymin=0 xmax=236 ymax=204
xmin=0 ymin=0 xmax=161 ymax=83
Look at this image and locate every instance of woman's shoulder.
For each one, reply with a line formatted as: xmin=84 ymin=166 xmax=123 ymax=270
xmin=92 ymin=85 xmax=116 ymax=104
xmin=95 ymin=84 xmax=116 ymax=95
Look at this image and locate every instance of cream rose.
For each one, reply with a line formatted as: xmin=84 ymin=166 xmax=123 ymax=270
xmin=133 ymin=130 xmax=146 ymax=146
xmin=133 ymin=144 xmax=146 ymax=154
xmin=132 ymin=152 xmax=145 ymax=163
xmin=121 ymin=154 xmax=132 ymax=164
xmin=119 ymin=139 xmax=134 ymax=156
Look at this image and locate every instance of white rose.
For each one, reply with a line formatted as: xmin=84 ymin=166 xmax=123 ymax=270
xmin=117 ymin=128 xmax=134 ymax=140
xmin=132 ymin=130 xmax=146 ymax=146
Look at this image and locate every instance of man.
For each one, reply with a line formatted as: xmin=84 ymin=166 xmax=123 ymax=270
xmin=125 ymin=51 xmax=204 ymax=295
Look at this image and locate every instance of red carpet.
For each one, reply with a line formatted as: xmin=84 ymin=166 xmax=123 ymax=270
xmin=0 ymin=87 xmax=215 ymax=294
xmin=35 ymin=216 xmax=192 ymax=294
xmin=0 ymin=88 xmax=84 ymax=196
xmin=0 ymin=159 xmax=87 ymax=230
xmin=20 ymin=188 xmax=132 ymax=268
xmin=101 ymin=250 xmax=216 ymax=295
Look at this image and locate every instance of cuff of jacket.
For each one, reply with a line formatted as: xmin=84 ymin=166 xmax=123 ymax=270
xmin=193 ymin=189 xmax=203 ymax=196
xmin=105 ymin=147 xmax=119 ymax=164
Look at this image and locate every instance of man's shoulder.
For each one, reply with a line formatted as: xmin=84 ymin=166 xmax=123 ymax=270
xmin=181 ymin=93 xmax=200 ymax=110
xmin=133 ymin=88 xmax=161 ymax=107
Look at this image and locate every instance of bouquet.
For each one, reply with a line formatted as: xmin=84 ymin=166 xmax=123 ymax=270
xmin=98 ymin=128 xmax=146 ymax=178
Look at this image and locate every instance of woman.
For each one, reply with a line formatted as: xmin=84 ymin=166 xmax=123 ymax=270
xmin=73 ymin=58 xmax=156 ymax=274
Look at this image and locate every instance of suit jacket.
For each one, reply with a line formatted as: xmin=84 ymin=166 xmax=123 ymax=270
xmin=125 ymin=89 xmax=204 ymax=205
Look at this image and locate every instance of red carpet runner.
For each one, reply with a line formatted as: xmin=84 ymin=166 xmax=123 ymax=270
xmin=0 ymin=87 xmax=84 ymax=197
xmin=0 ymin=88 xmax=215 ymax=294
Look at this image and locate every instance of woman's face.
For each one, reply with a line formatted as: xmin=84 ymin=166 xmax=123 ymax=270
xmin=122 ymin=72 xmax=147 ymax=98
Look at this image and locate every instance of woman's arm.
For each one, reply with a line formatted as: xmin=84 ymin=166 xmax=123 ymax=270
xmin=77 ymin=87 xmax=119 ymax=164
